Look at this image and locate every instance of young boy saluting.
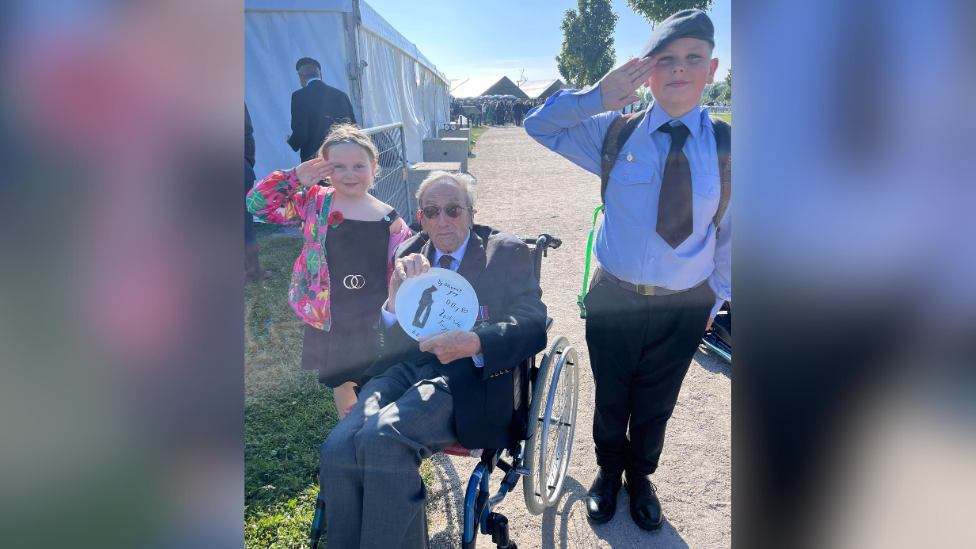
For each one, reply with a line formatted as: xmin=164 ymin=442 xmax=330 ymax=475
xmin=524 ymin=9 xmax=730 ymax=531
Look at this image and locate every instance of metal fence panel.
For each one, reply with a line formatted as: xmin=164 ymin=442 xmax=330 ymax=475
xmin=362 ymin=123 xmax=411 ymax=218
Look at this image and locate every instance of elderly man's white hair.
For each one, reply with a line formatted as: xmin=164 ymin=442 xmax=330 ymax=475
xmin=416 ymin=171 xmax=476 ymax=210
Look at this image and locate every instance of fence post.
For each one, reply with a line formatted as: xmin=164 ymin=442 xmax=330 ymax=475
xmin=345 ymin=0 xmax=366 ymax=128
xmin=399 ymin=125 xmax=412 ymax=216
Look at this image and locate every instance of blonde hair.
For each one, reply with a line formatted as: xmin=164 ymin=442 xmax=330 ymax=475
xmin=316 ymin=123 xmax=381 ymax=182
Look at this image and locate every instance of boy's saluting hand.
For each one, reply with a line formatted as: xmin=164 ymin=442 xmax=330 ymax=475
xmin=598 ymin=57 xmax=657 ymax=112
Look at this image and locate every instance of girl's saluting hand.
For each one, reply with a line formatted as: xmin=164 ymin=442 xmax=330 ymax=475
xmin=296 ymin=158 xmax=335 ymax=187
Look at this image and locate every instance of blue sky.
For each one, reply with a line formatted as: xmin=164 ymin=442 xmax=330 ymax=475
xmin=364 ymin=0 xmax=731 ymax=85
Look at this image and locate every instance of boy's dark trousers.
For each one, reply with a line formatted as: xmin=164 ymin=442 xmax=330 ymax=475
xmin=583 ymin=270 xmax=713 ymax=476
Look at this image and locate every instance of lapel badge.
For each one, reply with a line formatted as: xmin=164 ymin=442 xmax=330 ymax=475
xmin=626 ymin=152 xmax=633 ymax=162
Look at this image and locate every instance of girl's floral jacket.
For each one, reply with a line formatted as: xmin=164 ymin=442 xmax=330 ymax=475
xmin=246 ymin=168 xmax=411 ymax=331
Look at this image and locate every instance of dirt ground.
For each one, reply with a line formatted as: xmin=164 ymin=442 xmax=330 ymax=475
xmin=424 ymin=126 xmax=732 ymax=549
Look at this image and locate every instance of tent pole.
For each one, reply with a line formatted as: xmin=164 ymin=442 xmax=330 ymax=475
xmin=346 ymin=0 xmax=366 ymax=127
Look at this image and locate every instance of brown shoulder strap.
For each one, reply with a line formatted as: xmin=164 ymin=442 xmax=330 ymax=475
xmin=709 ymin=115 xmax=731 ymax=238
xmin=600 ymin=111 xmax=646 ymax=203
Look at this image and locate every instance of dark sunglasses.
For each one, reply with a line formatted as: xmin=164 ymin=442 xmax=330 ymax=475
xmin=420 ymin=204 xmax=471 ymax=219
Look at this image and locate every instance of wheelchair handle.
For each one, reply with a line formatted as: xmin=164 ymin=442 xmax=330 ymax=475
xmin=521 ymin=234 xmax=561 ymax=282
xmin=521 ymin=235 xmax=562 ymax=249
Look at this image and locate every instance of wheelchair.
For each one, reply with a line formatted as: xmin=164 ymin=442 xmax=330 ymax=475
xmin=309 ymin=234 xmax=580 ymax=549
xmin=700 ymin=301 xmax=731 ymax=363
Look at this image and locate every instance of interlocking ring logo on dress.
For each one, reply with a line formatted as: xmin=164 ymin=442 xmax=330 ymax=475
xmin=343 ymin=274 xmax=365 ymax=290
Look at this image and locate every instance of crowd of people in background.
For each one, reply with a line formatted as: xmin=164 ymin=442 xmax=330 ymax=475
xmin=450 ymin=97 xmax=544 ymax=128
xmin=452 ymin=96 xmax=725 ymax=124
xmin=450 ymin=96 xmax=726 ymax=128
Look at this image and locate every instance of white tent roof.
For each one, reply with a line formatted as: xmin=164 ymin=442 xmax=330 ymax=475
xmin=245 ymin=0 xmax=451 ymax=188
xmin=518 ymin=79 xmax=568 ymax=99
xmin=244 ymin=0 xmax=352 ymax=11
xmin=359 ymin=2 xmax=446 ymax=82
xmin=449 ymin=77 xmax=527 ymax=99
xmin=246 ymin=0 xmax=446 ymax=82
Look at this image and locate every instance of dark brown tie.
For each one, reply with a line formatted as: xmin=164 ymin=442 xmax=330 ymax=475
xmin=656 ymin=122 xmax=693 ymax=248
xmin=437 ymin=255 xmax=456 ymax=270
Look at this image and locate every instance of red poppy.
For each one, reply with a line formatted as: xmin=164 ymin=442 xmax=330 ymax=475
xmin=327 ymin=211 xmax=344 ymax=226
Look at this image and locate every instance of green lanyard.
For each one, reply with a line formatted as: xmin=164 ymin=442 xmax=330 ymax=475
xmin=577 ymin=204 xmax=604 ymax=319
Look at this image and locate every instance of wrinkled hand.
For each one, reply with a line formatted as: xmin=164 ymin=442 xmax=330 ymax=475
xmin=295 ymin=158 xmax=334 ymax=187
xmin=599 ymin=57 xmax=657 ymax=112
xmin=418 ymin=330 xmax=482 ymax=364
xmin=705 ymin=317 xmax=714 ymax=332
xmin=385 ymin=253 xmax=430 ymax=314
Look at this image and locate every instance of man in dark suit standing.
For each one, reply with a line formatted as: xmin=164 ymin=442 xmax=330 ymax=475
xmin=319 ymin=171 xmax=548 ymax=549
xmin=286 ymin=57 xmax=357 ymax=162
xmin=513 ymin=99 xmax=525 ymax=126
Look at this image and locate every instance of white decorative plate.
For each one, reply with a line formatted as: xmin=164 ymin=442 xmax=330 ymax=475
xmin=394 ymin=267 xmax=478 ymax=340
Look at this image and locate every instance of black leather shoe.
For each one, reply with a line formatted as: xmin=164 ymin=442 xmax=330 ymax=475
xmin=585 ymin=468 xmax=622 ymax=523
xmin=624 ymin=473 xmax=663 ymax=531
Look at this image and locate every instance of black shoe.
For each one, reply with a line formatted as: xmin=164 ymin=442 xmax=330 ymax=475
xmin=585 ymin=468 xmax=622 ymax=523
xmin=624 ymin=473 xmax=663 ymax=531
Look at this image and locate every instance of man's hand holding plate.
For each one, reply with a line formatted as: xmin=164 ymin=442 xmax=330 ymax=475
xmin=385 ymin=253 xmax=430 ymax=314
xmin=418 ymin=330 xmax=482 ymax=364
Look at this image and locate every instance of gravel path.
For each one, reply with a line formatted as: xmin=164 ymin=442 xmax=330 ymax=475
xmin=424 ymin=126 xmax=731 ymax=549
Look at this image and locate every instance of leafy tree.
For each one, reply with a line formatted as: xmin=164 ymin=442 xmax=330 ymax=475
xmin=635 ymin=85 xmax=655 ymax=106
xmin=701 ymin=82 xmax=727 ymax=103
xmin=556 ymin=0 xmax=618 ymax=89
xmin=627 ymin=0 xmax=714 ymax=27
xmin=722 ymin=68 xmax=730 ymax=102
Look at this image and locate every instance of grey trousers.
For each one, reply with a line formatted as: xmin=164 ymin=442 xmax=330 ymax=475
xmin=319 ymin=359 xmax=458 ymax=549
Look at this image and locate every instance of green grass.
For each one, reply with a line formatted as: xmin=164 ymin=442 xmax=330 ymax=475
xmin=245 ymin=379 xmax=338 ymax=549
xmin=245 ymin=225 xmax=433 ymax=548
xmin=470 ymin=125 xmax=489 ymax=148
xmin=714 ymin=113 xmax=731 ymax=124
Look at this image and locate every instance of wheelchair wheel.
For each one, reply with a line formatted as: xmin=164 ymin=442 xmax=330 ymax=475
xmin=523 ymin=335 xmax=579 ymax=515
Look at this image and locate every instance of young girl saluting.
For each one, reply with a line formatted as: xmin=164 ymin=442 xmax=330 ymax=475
xmin=247 ymin=124 xmax=410 ymax=417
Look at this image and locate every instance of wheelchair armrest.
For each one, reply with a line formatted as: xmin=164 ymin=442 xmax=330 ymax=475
xmin=545 ymin=317 xmax=553 ymax=333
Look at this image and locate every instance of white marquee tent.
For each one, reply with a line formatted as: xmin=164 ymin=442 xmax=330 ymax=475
xmin=245 ymin=0 xmax=450 ymax=180
xmin=449 ymin=77 xmax=528 ymax=100
xmin=518 ymin=79 xmax=569 ymax=100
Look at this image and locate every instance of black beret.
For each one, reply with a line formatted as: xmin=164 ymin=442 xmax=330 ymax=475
xmin=639 ymin=9 xmax=715 ymax=59
xmin=295 ymin=57 xmax=321 ymax=72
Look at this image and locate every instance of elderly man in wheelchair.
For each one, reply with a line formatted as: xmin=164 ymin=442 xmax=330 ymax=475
xmin=315 ymin=172 xmax=579 ymax=549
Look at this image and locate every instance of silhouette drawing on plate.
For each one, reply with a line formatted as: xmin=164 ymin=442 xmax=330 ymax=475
xmin=412 ymin=284 xmax=438 ymax=328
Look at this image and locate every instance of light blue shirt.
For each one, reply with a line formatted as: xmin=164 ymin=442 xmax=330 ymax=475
xmin=524 ymin=87 xmax=730 ymax=317
xmin=381 ymin=231 xmax=485 ymax=366
xmin=303 ymin=77 xmax=321 ymax=87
